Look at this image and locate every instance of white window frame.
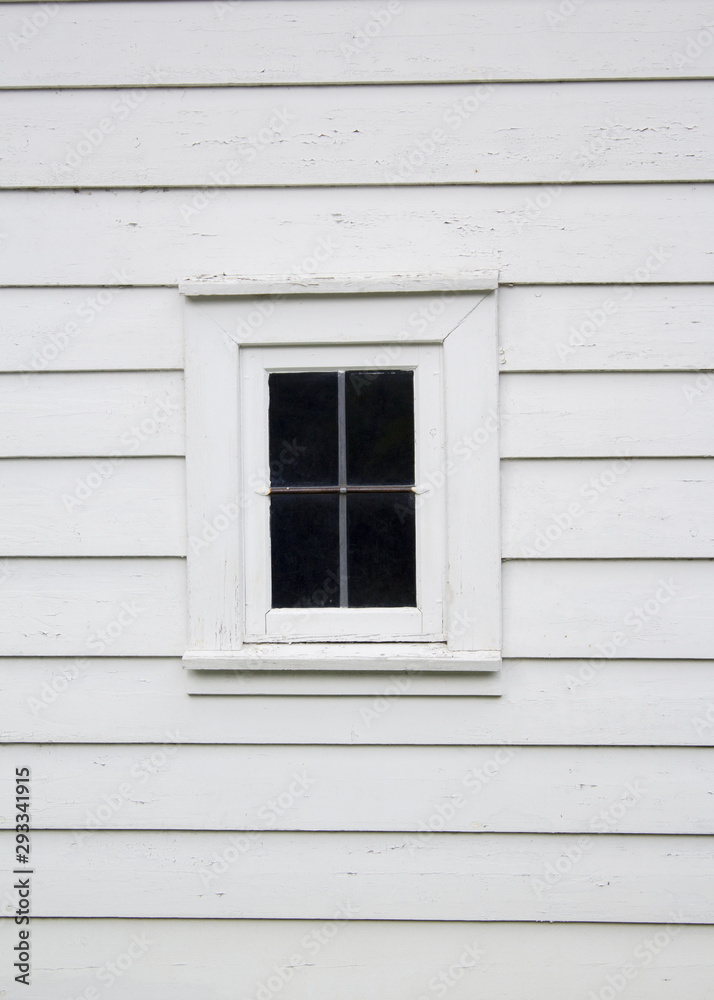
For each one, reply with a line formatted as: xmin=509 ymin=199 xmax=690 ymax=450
xmin=180 ymin=273 xmax=502 ymax=695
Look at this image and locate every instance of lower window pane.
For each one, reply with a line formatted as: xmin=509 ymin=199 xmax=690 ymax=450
xmin=270 ymin=494 xmax=340 ymax=608
xmin=347 ymin=492 xmax=416 ymax=607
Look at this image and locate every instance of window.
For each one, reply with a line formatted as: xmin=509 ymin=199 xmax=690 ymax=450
xmin=181 ymin=273 xmax=502 ymax=694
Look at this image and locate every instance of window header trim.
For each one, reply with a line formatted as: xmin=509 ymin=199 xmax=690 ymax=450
xmin=179 ymin=271 xmax=499 ymax=297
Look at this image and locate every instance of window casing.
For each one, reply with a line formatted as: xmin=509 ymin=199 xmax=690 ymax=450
xmin=181 ymin=274 xmax=502 ymax=694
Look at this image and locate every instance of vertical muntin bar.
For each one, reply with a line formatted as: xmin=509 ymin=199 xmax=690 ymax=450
xmin=337 ymin=371 xmax=348 ymax=607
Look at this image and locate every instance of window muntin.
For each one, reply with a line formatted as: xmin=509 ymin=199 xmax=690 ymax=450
xmin=268 ymin=370 xmax=416 ymax=610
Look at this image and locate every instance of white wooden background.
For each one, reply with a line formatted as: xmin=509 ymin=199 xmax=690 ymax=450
xmin=1 ymin=1 xmax=713 ymax=997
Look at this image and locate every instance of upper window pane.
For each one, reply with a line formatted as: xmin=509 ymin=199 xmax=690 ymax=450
xmin=345 ymin=370 xmax=414 ymax=485
xmin=268 ymin=372 xmax=338 ymax=486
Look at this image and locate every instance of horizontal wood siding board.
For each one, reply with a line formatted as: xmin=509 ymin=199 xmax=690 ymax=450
xmin=0 ymin=558 xmax=186 ymax=656
xmin=3 ymin=830 xmax=711 ymax=921
xmin=4 ymin=658 xmax=714 ymax=746
xmin=501 ymin=373 xmax=714 ymax=457
xmin=0 ymin=458 xmax=186 ymax=555
xmin=0 ymin=919 xmax=709 ymax=1000
xmin=4 ymin=81 xmax=713 ymax=187
xmin=0 ymin=287 xmax=183 ymax=371
xmin=502 ymin=459 xmax=714 ymax=558
xmin=1 ymin=284 xmax=711 ymax=375
xmin=2 ymin=558 xmax=711 ymax=659
xmin=2 ymin=1 xmax=713 ymax=86
xmin=0 ymin=371 xmax=185 ymax=457
xmin=503 ymin=560 xmax=714 ymax=659
xmin=499 ymin=285 xmax=714 ymax=372
xmin=0 ymin=186 xmax=712 ymax=285
xmin=2 ymin=745 xmax=711 ymax=834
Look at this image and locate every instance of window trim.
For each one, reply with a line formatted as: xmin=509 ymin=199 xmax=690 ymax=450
xmin=181 ymin=272 xmax=502 ymax=694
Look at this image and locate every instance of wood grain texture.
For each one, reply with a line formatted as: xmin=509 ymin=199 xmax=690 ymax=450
xmin=4 ymin=81 xmax=712 ymax=187
xmin=501 ymin=373 xmax=714 ymax=457
xmin=499 ymin=285 xmax=714 ymax=372
xmin=503 ymin=560 xmax=714 ymax=659
xmin=0 ymin=287 xmax=183 ymax=372
xmin=502 ymin=459 xmax=714 ymax=558
xmin=0 ymin=919 xmax=708 ymax=1000
xmin=0 ymin=371 xmax=184 ymax=456
xmin=4 ymin=829 xmax=711 ymax=921
xmin=4 ymin=658 xmax=713 ymax=746
xmin=0 ymin=457 xmax=186 ymax=555
xmin=0 ymin=185 xmax=711 ymax=286
xmin=1 ymin=744 xmax=710 ymax=834
xmin=0 ymin=558 xmax=186 ymax=656
xmin=1 ymin=0 xmax=712 ymax=87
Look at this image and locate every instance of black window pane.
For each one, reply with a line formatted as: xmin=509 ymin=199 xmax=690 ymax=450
xmin=270 ymin=494 xmax=340 ymax=608
xmin=269 ymin=373 xmax=338 ymax=486
xmin=347 ymin=492 xmax=416 ymax=607
xmin=345 ymin=370 xmax=414 ymax=485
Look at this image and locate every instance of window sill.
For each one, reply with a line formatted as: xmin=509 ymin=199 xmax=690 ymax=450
xmin=184 ymin=645 xmax=502 ymax=696
xmin=183 ymin=644 xmax=501 ymax=673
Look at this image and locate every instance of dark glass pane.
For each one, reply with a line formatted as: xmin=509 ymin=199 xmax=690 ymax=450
xmin=345 ymin=370 xmax=414 ymax=485
xmin=347 ymin=492 xmax=416 ymax=607
xmin=269 ymin=373 xmax=338 ymax=486
xmin=270 ymin=494 xmax=340 ymax=608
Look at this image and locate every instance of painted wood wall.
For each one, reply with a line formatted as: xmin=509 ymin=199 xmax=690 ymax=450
xmin=1 ymin=1 xmax=713 ymax=996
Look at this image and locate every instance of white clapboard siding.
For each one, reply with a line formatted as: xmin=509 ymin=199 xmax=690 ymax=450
xmin=0 ymin=458 xmax=185 ymax=556
xmin=499 ymin=285 xmax=714 ymax=372
xmin=2 ymin=745 xmax=711 ymax=834
xmin=501 ymin=374 xmax=714 ymax=457
xmin=0 ymin=372 xmax=184 ymax=457
xmin=503 ymin=560 xmax=714 ymax=660
xmin=0 ymin=559 xmax=186 ymax=656
xmin=2 ymin=0 xmax=712 ymax=87
xmin=4 ymin=658 xmax=714 ymax=747
xmin=0 ymin=186 xmax=711 ymax=286
xmin=4 ymin=81 xmax=712 ymax=188
xmin=4 ymin=830 xmax=711 ymax=921
xmin=502 ymin=459 xmax=714 ymax=559
xmin=0 ymin=287 xmax=183 ymax=372
xmin=1 ymin=920 xmax=709 ymax=1000
xmin=2 ymin=558 xmax=710 ymax=659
